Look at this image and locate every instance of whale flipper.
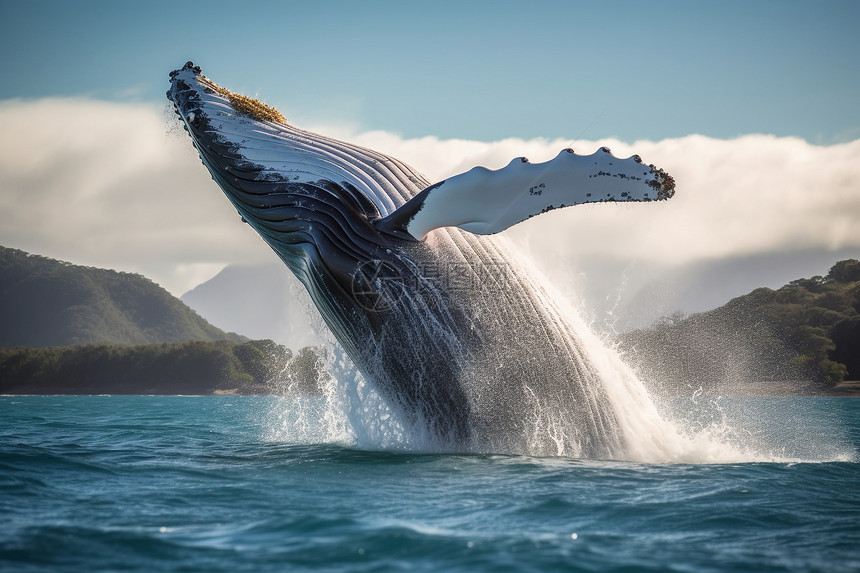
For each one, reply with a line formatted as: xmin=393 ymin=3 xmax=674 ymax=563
xmin=376 ymin=148 xmax=675 ymax=240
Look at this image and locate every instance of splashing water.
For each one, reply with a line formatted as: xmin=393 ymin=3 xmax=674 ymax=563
xmin=167 ymin=63 xmax=851 ymax=464
xmin=263 ymin=245 xmax=853 ymax=464
xmin=265 ymin=354 xmax=853 ymax=464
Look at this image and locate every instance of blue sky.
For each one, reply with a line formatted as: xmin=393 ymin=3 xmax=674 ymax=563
xmin=1 ymin=0 xmax=859 ymax=316
xmin=2 ymin=0 xmax=858 ymax=143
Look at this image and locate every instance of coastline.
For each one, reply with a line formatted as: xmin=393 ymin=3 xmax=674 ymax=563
xmin=830 ymin=381 xmax=860 ymax=397
xmin=2 ymin=383 xmax=857 ymax=398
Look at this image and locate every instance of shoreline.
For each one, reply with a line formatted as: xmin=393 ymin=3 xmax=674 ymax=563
xmin=2 ymin=388 xmax=858 ymax=398
xmin=828 ymin=381 xmax=860 ymax=397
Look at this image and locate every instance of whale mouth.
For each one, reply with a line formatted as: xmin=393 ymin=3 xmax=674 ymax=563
xmin=166 ymin=61 xmax=281 ymax=180
xmin=166 ymin=61 xmax=424 ymax=224
xmin=167 ymin=62 xmax=254 ymax=184
xmin=166 ymin=61 xmax=385 ymax=228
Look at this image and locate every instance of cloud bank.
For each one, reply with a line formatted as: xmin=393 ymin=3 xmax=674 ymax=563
xmin=0 ymin=98 xmax=270 ymax=293
xmin=1 ymin=99 xmax=859 ymax=297
xmin=343 ymin=129 xmax=860 ymax=268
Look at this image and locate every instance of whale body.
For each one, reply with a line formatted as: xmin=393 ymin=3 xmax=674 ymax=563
xmin=167 ymin=62 xmax=675 ymax=455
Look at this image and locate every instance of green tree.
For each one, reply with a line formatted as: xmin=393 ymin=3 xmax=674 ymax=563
xmin=827 ymin=260 xmax=860 ymax=283
xmin=621 ymin=259 xmax=860 ymax=392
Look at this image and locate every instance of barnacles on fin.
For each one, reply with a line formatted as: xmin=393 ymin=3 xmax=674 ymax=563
xmin=647 ymin=164 xmax=676 ymax=200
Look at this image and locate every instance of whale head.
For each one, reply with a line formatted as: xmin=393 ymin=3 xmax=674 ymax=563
xmin=167 ymin=62 xmax=409 ymax=297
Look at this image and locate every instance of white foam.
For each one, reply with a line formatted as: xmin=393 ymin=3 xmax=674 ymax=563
xmin=262 ymin=265 xmax=855 ymax=463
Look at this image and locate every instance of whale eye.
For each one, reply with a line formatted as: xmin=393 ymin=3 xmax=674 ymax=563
xmin=185 ymin=112 xmax=195 ymax=124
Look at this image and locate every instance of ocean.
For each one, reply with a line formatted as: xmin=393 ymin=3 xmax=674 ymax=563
xmin=1 ymin=394 xmax=857 ymax=572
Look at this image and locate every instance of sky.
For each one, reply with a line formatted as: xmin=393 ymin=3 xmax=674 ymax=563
xmin=3 ymin=0 xmax=859 ymax=143
xmin=1 ymin=0 xmax=859 ymax=325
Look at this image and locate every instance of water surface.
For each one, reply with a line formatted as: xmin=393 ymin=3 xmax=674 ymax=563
xmin=1 ymin=395 xmax=857 ymax=572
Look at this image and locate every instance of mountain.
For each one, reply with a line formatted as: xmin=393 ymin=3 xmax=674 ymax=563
xmin=567 ymin=248 xmax=860 ymax=333
xmin=620 ymin=259 xmax=860 ymax=393
xmin=648 ymin=250 xmax=860 ymax=316
xmin=0 ymin=246 xmax=244 ymax=348
xmin=181 ymin=263 xmax=323 ymax=349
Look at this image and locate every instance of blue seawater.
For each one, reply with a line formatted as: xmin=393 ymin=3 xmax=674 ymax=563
xmin=1 ymin=395 xmax=858 ymax=572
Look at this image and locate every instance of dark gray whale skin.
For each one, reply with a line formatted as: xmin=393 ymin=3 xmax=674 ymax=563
xmin=168 ymin=62 xmax=623 ymax=454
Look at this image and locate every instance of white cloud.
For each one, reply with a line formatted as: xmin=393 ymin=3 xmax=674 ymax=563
xmin=2 ymin=99 xmax=859 ymax=298
xmin=345 ymin=131 xmax=860 ymax=269
xmin=0 ymin=98 xmax=272 ymax=293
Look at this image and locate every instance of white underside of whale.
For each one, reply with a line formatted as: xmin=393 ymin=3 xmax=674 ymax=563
xmin=173 ymin=66 xmax=674 ymax=241
xmin=403 ymin=148 xmax=673 ymax=239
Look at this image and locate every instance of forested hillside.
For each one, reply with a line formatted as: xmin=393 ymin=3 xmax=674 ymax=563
xmin=621 ymin=260 xmax=860 ymax=393
xmin=4 ymin=245 xmax=856 ymax=396
xmin=0 ymin=340 xmax=325 ymax=395
xmin=0 ymin=247 xmax=243 ymax=347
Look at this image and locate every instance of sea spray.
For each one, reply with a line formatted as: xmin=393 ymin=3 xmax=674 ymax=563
xmin=506 ymin=248 xmax=858 ymax=463
xmin=259 ymin=249 xmax=725 ymax=461
xmin=264 ymin=338 xmax=423 ymax=451
xmin=262 ymin=335 xmax=855 ymax=463
xmin=260 ymin=245 xmax=763 ymax=461
xmin=505 ymin=250 xmax=703 ymax=462
xmin=256 ymin=212 xmax=847 ymax=462
xmin=507 ymin=269 xmax=841 ymax=463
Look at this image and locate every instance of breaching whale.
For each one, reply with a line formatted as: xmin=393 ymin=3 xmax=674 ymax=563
xmin=168 ymin=62 xmax=675 ymax=456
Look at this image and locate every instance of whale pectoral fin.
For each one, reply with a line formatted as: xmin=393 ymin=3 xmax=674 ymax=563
xmin=375 ymin=148 xmax=675 ymax=240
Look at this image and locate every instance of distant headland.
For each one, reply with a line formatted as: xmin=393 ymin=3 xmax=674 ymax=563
xmin=0 ymin=246 xmax=324 ymax=395
xmin=1 ymin=246 xmax=858 ymax=396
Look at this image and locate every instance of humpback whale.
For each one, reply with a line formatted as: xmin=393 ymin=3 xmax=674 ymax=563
xmin=168 ymin=62 xmax=675 ymax=456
